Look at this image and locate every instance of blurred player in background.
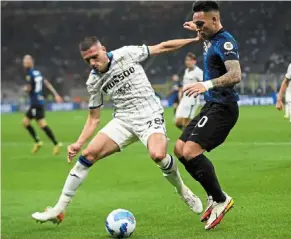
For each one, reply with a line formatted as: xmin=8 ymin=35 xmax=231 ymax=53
xmin=32 ymin=36 xmax=205 ymax=224
xmin=169 ymin=74 xmax=181 ymax=115
xmin=22 ymin=55 xmax=63 ymax=155
xmin=276 ymin=63 xmax=291 ymax=121
xmin=175 ymin=53 xmax=203 ymax=130
xmin=175 ymin=1 xmax=241 ymax=230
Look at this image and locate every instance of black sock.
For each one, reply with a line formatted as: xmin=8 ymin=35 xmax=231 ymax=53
xmin=42 ymin=126 xmax=58 ymax=145
xmin=179 ymin=155 xmax=226 ymax=202
xmin=25 ymin=125 xmax=39 ymax=143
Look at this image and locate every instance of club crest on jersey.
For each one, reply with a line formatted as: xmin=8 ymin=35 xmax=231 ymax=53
xmin=26 ymin=75 xmax=31 ymax=81
xmin=224 ymin=42 xmax=234 ymax=51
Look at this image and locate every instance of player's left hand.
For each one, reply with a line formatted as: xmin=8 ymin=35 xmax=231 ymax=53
xmin=183 ymin=82 xmax=207 ymax=97
xmin=275 ymin=99 xmax=283 ymax=111
xmin=67 ymin=142 xmax=82 ymax=163
xmin=183 ymin=21 xmax=197 ymax=31
xmin=55 ymin=95 xmax=63 ymax=103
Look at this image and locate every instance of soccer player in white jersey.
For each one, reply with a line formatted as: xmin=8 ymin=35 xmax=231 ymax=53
xmin=31 ymin=36 xmax=204 ymax=224
xmin=175 ymin=53 xmax=203 ymax=130
xmin=276 ymin=63 xmax=291 ymax=121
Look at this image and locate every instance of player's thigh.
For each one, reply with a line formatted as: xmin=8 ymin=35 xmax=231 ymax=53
xmin=37 ymin=118 xmax=47 ymax=128
xmin=147 ymin=133 xmax=168 ymax=162
xmin=82 ymin=132 xmax=120 ymax=162
xmin=23 ymin=116 xmax=31 ymax=126
xmin=189 ymin=103 xmax=239 ymax=152
xmin=174 ymin=139 xmax=185 ymax=158
xmin=99 ymin=118 xmax=138 ymax=152
xmin=175 ymin=117 xmax=184 ymax=126
xmin=135 ymin=113 xmax=167 ymax=159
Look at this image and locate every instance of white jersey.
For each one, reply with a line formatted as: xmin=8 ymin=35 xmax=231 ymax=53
xmin=182 ymin=66 xmax=203 ymax=87
xmin=285 ymin=63 xmax=291 ymax=94
xmin=86 ymin=45 xmax=163 ymax=119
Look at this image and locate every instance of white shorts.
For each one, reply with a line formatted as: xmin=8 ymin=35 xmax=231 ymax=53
xmin=100 ymin=113 xmax=167 ymax=150
xmin=285 ymin=91 xmax=291 ymax=102
xmin=175 ymin=96 xmax=200 ymax=119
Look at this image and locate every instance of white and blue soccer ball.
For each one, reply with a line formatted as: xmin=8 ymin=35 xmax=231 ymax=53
xmin=105 ymin=209 xmax=136 ymax=238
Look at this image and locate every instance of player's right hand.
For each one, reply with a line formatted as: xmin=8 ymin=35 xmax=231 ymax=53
xmin=275 ymin=99 xmax=283 ymax=111
xmin=55 ymin=95 xmax=63 ymax=103
xmin=67 ymin=142 xmax=82 ymax=163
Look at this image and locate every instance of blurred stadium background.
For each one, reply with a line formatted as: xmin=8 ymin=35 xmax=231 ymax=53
xmin=1 ymin=1 xmax=291 ymax=111
xmin=1 ymin=2 xmax=291 ymax=239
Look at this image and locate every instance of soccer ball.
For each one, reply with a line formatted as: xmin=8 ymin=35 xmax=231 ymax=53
xmin=105 ymin=209 xmax=136 ymax=238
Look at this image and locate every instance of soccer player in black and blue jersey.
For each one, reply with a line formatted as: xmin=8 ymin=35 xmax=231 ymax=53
xmin=174 ymin=1 xmax=241 ymax=230
xmin=23 ymin=55 xmax=63 ymax=155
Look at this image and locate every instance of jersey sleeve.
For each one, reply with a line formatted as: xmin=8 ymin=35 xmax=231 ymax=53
xmin=122 ymin=44 xmax=150 ymax=62
xmin=87 ymin=72 xmax=103 ymax=109
xmin=285 ymin=64 xmax=291 ymax=80
xmin=215 ymin=38 xmax=239 ymax=62
xmin=87 ymin=85 xmax=103 ymax=109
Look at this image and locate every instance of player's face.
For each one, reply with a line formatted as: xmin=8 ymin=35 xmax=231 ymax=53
xmin=81 ymin=43 xmax=108 ymax=72
xmin=185 ymin=57 xmax=196 ymax=68
xmin=23 ymin=55 xmax=33 ymax=69
xmin=193 ymin=11 xmax=218 ymax=40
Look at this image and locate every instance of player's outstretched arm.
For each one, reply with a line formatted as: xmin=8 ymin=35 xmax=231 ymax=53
xmin=211 ymin=60 xmax=241 ymax=87
xmin=276 ymin=78 xmax=289 ymax=111
xmin=148 ymin=37 xmax=201 ymax=56
xmin=44 ymin=79 xmax=63 ymax=103
xmin=67 ymin=107 xmax=101 ymax=163
xmin=183 ymin=60 xmax=241 ymax=97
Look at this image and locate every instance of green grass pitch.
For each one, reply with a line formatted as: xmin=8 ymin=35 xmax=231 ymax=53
xmin=1 ymin=106 xmax=291 ymax=239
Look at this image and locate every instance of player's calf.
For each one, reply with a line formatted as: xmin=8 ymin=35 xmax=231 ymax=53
xmin=178 ymin=142 xmax=226 ymax=204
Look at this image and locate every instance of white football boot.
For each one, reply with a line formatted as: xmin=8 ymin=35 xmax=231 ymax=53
xmin=32 ymin=207 xmax=64 ymax=225
xmin=205 ymin=193 xmax=234 ymax=230
xmin=200 ymin=195 xmax=214 ymax=222
xmin=178 ymin=186 xmax=203 ymax=214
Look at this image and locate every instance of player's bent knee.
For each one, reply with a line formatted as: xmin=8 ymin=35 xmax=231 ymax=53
xmin=175 ymin=119 xmax=182 ymax=127
xmin=149 ymin=150 xmax=167 ymax=162
xmin=82 ymin=148 xmax=101 ymax=163
xmin=183 ymin=142 xmax=204 ymax=160
xmin=174 ymin=140 xmax=185 ymax=158
xmin=23 ymin=118 xmax=30 ymax=127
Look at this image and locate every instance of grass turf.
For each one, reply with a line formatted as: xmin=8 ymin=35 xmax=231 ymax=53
xmin=1 ymin=106 xmax=291 ymax=239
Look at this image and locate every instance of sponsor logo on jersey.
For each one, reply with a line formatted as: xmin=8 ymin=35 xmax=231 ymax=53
xmin=103 ymin=67 xmax=135 ymax=93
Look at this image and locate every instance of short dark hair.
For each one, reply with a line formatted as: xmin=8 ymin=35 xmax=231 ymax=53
xmin=192 ymin=1 xmax=219 ymax=12
xmin=186 ymin=52 xmax=196 ymax=60
xmin=79 ymin=36 xmax=100 ymax=51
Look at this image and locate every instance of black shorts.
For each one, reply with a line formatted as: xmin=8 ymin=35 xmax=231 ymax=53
xmin=179 ymin=101 xmax=239 ymax=152
xmin=26 ymin=105 xmax=45 ymax=120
